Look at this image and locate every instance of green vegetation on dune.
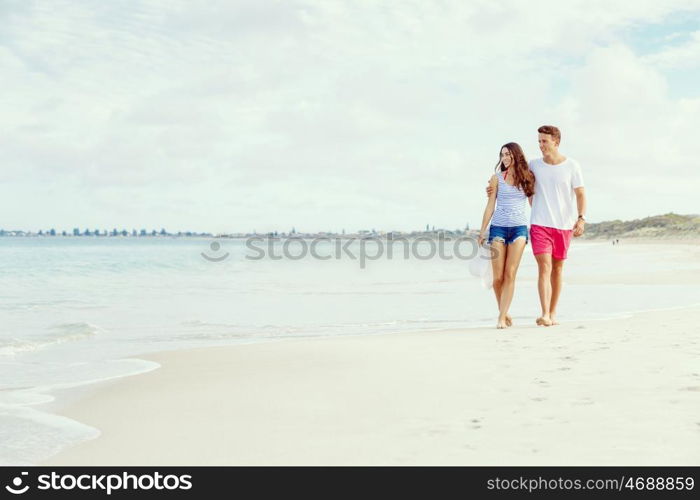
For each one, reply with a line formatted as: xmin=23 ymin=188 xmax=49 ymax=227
xmin=583 ymin=213 xmax=700 ymax=239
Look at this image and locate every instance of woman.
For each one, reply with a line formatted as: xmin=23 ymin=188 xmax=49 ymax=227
xmin=477 ymin=143 xmax=535 ymax=329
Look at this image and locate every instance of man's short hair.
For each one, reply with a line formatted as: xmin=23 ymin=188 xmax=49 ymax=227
xmin=537 ymin=125 xmax=561 ymax=145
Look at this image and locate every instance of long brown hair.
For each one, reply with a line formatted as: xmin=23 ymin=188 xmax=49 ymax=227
xmin=495 ymin=142 xmax=535 ymax=197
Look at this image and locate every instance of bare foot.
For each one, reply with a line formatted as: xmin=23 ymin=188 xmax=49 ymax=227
xmin=550 ymin=316 xmax=560 ymax=326
xmin=505 ymin=315 xmax=513 ymax=327
xmin=536 ymin=316 xmax=553 ymax=327
xmin=497 ymin=319 xmax=508 ymax=329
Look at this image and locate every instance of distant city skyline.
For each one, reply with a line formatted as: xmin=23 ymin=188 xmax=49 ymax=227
xmin=3 ymin=1 xmax=700 ymax=233
xmin=0 ymin=222 xmax=467 ymax=237
xmin=4 ymin=212 xmax=698 ymax=238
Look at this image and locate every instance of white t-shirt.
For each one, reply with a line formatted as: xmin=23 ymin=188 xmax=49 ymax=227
xmin=529 ymin=157 xmax=584 ymax=230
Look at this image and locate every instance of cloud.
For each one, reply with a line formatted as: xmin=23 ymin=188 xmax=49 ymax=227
xmin=643 ymin=30 xmax=700 ymax=68
xmin=2 ymin=0 xmax=700 ymax=231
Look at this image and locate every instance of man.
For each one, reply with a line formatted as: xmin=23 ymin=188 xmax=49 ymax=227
xmin=487 ymin=125 xmax=587 ymax=326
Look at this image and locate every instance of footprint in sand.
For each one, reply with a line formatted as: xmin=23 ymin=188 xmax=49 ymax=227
xmin=426 ymin=426 xmax=449 ymax=436
xmin=680 ymin=386 xmax=700 ymax=392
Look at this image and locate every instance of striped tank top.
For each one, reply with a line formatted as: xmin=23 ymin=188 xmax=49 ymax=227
xmin=491 ymin=171 xmax=528 ymax=227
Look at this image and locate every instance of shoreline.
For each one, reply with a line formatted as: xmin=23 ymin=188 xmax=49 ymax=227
xmin=581 ymin=237 xmax=700 ymax=244
xmin=41 ymin=304 xmax=700 ymax=466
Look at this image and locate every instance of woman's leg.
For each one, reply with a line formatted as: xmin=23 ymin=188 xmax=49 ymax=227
xmin=490 ymin=240 xmax=506 ymax=326
xmin=498 ymin=238 xmax=526 ymax=327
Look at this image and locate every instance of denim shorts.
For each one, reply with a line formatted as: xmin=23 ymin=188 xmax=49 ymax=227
xmin=488 ymin=225 xmax=529 ymax=245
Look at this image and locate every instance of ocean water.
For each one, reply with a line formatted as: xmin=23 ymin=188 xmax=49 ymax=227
xmin=1 ymin=236 xmax=698 ymax=464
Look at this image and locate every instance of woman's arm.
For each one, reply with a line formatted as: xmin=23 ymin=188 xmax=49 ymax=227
xmin=478 ymin=175 xmax=498 ymax=245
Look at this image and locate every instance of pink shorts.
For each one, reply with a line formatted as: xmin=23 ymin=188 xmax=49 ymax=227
xmin=530 ymin=224 xmax=573 ymax=260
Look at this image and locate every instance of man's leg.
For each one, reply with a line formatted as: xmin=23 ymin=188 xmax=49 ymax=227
xmin=548 ymin=228 xmax=573 ymax=325
xmin=549 ymin=258 xmax=565 ymax=325
xmin=535 ymin=253 xmax=553 ymax=326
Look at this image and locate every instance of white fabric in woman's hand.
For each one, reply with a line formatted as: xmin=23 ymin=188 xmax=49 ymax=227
xmin=469 ymin=244 xmax=493 ymax=289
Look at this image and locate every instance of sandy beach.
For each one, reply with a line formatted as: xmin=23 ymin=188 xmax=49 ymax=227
xmin=42 ymin=302 xmax=700 ymax=466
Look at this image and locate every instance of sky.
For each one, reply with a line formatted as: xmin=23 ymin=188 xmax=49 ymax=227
xmin=2 ymin=0 xmax=700 ymax=234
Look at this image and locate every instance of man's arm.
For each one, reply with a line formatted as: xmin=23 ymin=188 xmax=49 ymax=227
xmin=573 ymin=187 xmax=586 ymax=237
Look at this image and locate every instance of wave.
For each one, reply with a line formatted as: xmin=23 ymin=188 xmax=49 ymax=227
xmin=176 ymin=317 xmax=497 ymax=341
xmin=0 ymin=298 xmax=100 ymax=311
xmin=0 ymin=322 xmax=103 ymax=357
